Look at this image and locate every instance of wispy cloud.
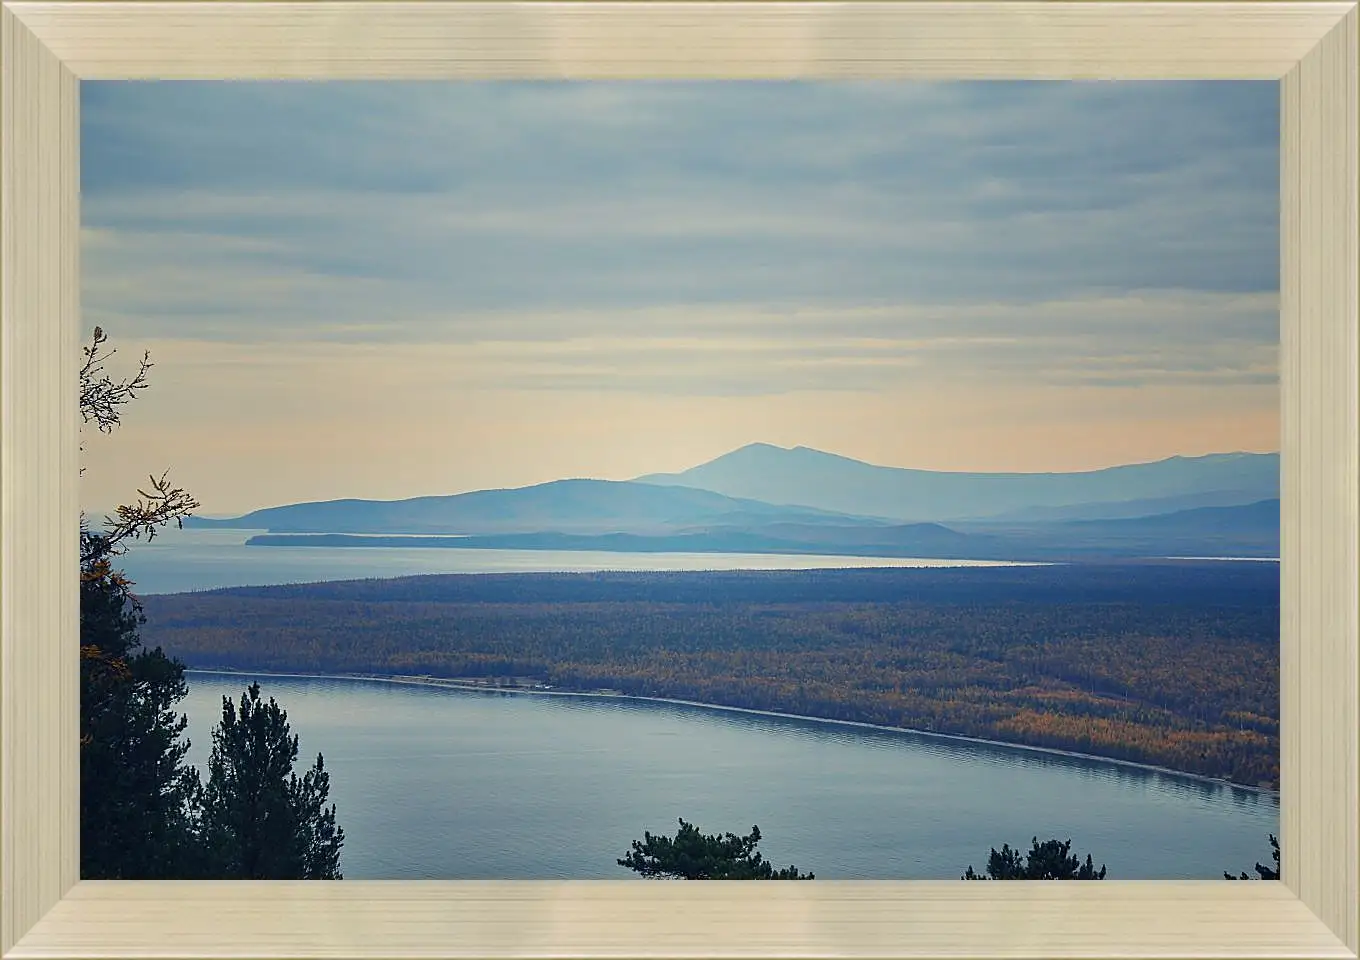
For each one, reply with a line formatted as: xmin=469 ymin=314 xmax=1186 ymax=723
xmin=80 ymin=80 xmax=1279 ymax=510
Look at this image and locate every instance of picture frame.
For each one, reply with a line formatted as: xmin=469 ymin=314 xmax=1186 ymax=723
xmin=2 ymin=2 xmax=1356 ymax=958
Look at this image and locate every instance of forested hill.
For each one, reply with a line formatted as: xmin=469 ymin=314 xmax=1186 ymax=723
xmin=181 ymin=559 xmax=1278 ymax=607
xmin=141 ymin=562 xmax=1280 ymax=787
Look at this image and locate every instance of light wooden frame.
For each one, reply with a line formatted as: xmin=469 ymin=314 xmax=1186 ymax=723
xmin=1 ymin=1 xmax=1356 ymax=958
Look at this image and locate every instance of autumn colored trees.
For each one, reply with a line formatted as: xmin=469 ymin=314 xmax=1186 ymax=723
xmin=142 ymin=563 xmax=1280 ymax=787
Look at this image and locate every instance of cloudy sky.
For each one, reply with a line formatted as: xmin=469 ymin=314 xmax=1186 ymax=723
xmin=80 ymin=81 xmax=1279 ymax=516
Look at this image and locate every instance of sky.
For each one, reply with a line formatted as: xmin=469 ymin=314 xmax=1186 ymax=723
xmin=80 ymin=81 xmax=1280 ymax=516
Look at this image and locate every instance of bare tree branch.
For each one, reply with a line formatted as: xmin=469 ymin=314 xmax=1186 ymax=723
xmin=78 ymin=327 xmax=200 ymax=566
xmin=79 ymin=325 xmax=153 ymax=473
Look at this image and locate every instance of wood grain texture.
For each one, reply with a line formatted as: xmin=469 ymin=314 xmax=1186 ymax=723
xmin=1281 ymin=6 xmax=1360 ymax=952
xmin=0 ymin=3 xmax=80 ymax=956
xmin=8 ymin=882 xmax=1357 ymax=959
xmin=0 ymin=1 xmax=1356 ymax=959
xmin=4 ymin=2 xmax=1354 ymax=79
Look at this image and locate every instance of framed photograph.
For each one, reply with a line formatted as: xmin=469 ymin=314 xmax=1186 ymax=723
xmin=2 ymin=2 xmax=1356 ymax=959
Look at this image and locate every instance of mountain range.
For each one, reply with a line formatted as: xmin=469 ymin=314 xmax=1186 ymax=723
xmin=187 ymin=477 xmax=888 ymax=536
xmin=635 ymin=443 xmax=1279 ymax=523
xmin=188 ymin=443 xmax=1281 ymax=560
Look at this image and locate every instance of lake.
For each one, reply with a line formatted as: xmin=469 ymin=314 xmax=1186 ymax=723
xmin=181 ymin=671 xmax=1279 ymax=881
xmin=118 ymin=527 xmax=1042 ymax=595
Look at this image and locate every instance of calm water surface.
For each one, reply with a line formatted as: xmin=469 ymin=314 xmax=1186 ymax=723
xmin=182 ymin=671 xmax=1279 ymax=881
xmin=121 ymin=528 xmax=1036 ymax=595
xmin=112 ymin=529 xmax=1280 ymax=598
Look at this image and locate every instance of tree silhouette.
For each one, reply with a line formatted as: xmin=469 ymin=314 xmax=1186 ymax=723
xmin=619 ymin=818 xmax=813 ymax=880
xmin=80 ymin=329 xmax=342 ymax=880
xmin=80 ymin=532 xmax=203 ymax=878
xmin=963 ymin=837 xmax=1107 ymax=880
xmin=79 ymin=327 xmax=202 ymax=879
xmin=1225 ymin=834 xmax=1279 ymax=880
xmin=199 ymin=683 xmax=344 ymax=879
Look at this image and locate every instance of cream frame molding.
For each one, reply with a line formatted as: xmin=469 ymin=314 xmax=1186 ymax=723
xmin=1 ymin=1 xmax=1357 ymax=958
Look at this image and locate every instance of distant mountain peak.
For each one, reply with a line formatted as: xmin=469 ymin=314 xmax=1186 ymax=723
xmin=785 ymin=444 xmax=882 ymax=467
xmin=633 ymin=443 xmax=1280 ymax=524
xmin=696 ymin=443 xmax=1281 ymax=475
xmin=1155 ymin=450 xmax=1272 ymax=464
xmin=716 ymin=442 xmax=874 ymax=468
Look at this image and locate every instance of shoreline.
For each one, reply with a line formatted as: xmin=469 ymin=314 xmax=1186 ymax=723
xmin=185 ymin=667 xmax=1280 ymax=799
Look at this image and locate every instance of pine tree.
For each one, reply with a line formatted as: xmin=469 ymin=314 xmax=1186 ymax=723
xmin=79 ymin=533 xmax=202 ymax=879
xmin=199 ymin=683 xmax=344 ymax=879
xmin=618 ymin=818 xmax=813 ymax=880
xmin=963 ymin=837 xmax=1107 ymax=880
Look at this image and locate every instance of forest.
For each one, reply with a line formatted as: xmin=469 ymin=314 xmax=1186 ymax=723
xmin=140 ymin=561 xmax=1280 ymax=788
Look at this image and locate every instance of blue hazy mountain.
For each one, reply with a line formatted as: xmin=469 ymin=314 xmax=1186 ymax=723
xmin=1056 ymin=497 xmax=1279 ymax=538
xmin=245 ymin=498 xmax=1279 ymax=560
xmin=973 ymin=489 xmax=1277 ymax=523
xmin=189 ymin=444 xmax=1279 ymax=558
xmin=955 ymin=498 xmax=1279 ymax=557
xmin=634 ymin=443 xmax=1279 ymax=523
xmin=184 ymin=478 xmax=890 ymax=536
